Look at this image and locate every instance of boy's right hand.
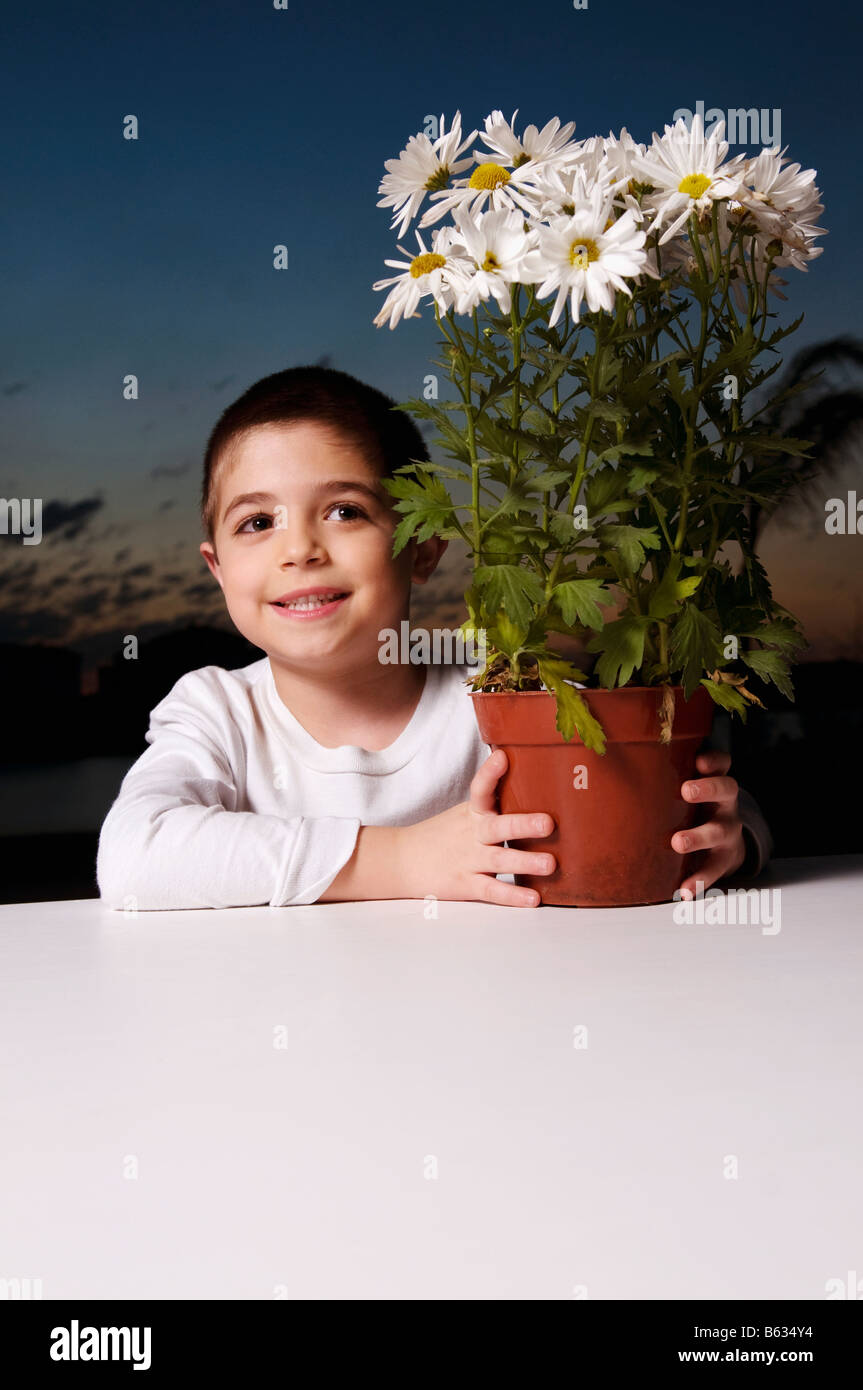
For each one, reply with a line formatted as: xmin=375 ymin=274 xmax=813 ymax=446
xmin=398 ymin=749 xmax=556 ymax=907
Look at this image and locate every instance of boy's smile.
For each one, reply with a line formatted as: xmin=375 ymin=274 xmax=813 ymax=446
xmin=199 ymin=420 xmax=447 ymax=729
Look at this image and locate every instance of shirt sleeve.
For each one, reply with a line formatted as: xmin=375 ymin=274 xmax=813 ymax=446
xmin=95 ymin=674 xmax=361 ymax=910
xmin=700 ymin=709 xmax=774 ymax=880
xmin=732 ymin=784 xmax=774 ymax=880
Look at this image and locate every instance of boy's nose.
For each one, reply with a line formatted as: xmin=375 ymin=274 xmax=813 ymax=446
xmin=275 ymin=516 xmax=326 ymax=562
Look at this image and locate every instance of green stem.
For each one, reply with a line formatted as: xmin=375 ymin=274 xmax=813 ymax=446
xmin=510 ymin=285 xmax=522 ymax=490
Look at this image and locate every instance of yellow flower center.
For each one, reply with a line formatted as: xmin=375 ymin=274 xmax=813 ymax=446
xmin=569 ymin=238 xmax=600 ymax=269
xmin=678 ymin=172 xmax=712 ymax=199
xmin=410 ymin=252 xmax=447 ymax=278
xmin=469 ymin=162 xmax=511 ymax=190
xmin=481 ymin=251 xmax=501 ymax=272
xmin=561 ymin=201 xmax=576 ymax=216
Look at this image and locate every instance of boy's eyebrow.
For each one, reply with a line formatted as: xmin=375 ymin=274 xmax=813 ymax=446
xmin=222 ymin=480 xmax=386 ymax=524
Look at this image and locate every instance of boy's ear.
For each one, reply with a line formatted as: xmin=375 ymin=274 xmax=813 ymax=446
xmin=410 ymin=535 xmax=448 ymax=585
xmin=200 ymin=541 xmax=224 ymax=589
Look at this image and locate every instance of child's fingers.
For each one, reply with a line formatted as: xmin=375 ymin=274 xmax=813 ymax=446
xmin=474 ymin=811 xmax=555 ymax=846
xmin=677 ymin=844 xmax=746 ymax=899
xmin=470 ymin=873 xmax=542 ymax=908
xmin=695 ymin=750 xmax=731 ymax=776
xmin=469 ymin=749 xmax=508 ymax=815
xmin=480 ymin=844 xmax=557 ymax=877
xmin=681 ymin=774 xmax=738 ymax=806
xmin=672 ymin=814 xmax=737 ymax=855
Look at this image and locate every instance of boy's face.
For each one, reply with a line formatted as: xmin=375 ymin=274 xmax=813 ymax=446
xmin=199 ymin=420 xmax=447 ymax=673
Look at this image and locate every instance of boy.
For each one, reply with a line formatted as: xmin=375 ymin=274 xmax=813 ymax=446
xmin=96 ymin=366 xmax=772 ymax=911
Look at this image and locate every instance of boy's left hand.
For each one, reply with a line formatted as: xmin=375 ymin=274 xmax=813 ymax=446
xmin=672 ymin=750 xmax=747 ymax=900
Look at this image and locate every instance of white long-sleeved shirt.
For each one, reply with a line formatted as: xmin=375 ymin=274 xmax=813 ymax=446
xmin=96 ymin=656 xmax=773 ymax=910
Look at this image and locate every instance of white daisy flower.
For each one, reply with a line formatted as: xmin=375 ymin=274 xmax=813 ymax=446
xmin=530 ymin=158 xmax=616 ymax=222
xmin=445 ymin=207 xmax=538 ymax=316
xmin=418 ymin=155 xmax=547 ymax=228
xmin=475 ymin=108 xmax=578 ymax=170
xmin=602 ymin=127 xmax=648 ymax=187
xmin=372 ymin=229 xmax=469 ymax=330
xmin=418 ymin=110 xmax=577 ymax=230
xmin=634 ymin=113 xmax=746 ymax=245
xmin=730 ymin=149 xmax=827 ymax=272
xmin=377 ymin=111 xmax=478 ymax=239
xmin=716 ymin=193 xmax=825 ymax=276
xmin=761 ymin=217 xmax=825 ymax=272
xmin=736 ymin=147 xmax=822 ymax=236
xmin=521 ymin=184 xmax=648 ymax=326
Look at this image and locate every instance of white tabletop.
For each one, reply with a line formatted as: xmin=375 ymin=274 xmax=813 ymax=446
xmin=1 ymin=854 xmax=861 ymax=1301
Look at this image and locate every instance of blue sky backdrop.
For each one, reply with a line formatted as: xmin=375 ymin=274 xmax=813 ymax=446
xmin=2 ymin=0 xmax=862 ymax=679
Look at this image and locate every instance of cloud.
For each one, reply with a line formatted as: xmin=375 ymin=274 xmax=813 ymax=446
xmin=0 ymin=608 xmax=69 ymax=641
xmin=0 ymin=498 xmax=104 ymax=547
xmin=39 ymin=496 xmax=105 ymax=542
xmin=182 ymin=580 xmax=216 ymax=600
xmin=150 ymin=459 xmax=192 ymax=479
xmin=3 ymin=381 xmax=30 ymax=396
xmin=212 ymin=376 xmax=236 ymax=392
xmin=74 ymin=587 xmax=111 ymax=618
xmin=114 ymin=584 xmax=158 ymax=606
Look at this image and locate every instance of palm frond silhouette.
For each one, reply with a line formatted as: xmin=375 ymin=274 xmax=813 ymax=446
xmin=747 ymin=335 xmax=863 ymax=545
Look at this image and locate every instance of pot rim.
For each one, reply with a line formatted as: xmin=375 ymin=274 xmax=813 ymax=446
xmin=470 ymin=684 xmax=709 ymax=697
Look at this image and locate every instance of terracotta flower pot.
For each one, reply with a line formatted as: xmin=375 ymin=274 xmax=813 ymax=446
xmin=471 ymin=684 xmax=716 ymax=907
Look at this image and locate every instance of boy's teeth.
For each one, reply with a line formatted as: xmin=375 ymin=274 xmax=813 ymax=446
xmin=280 ymin=594 xmax=344 ymax=610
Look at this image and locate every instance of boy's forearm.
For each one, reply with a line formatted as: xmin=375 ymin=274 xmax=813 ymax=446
xmin=317 ymin=824 xmax=412 ymax=902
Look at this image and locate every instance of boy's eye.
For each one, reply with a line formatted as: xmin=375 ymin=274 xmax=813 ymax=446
xmin=235 ymin=503 xmax=368 ymax=535
xmin=326 ymin=503 xmax=368 ymax=522
xmin=236 ymin=513 xmax=272 ymax=534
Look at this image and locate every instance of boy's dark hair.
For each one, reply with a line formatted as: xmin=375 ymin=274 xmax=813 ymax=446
xmin=201 ymin=364 xmax=429 ymax=550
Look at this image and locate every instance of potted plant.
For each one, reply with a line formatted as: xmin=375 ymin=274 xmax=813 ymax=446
xmin=372 ymin=109 xmax=826 ymax=906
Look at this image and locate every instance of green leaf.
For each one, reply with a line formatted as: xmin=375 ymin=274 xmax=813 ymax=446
xmin=550 ymin=578 xmax=610 ymax=630
xmin=381 ymin=472 xmax=456 ymax=557
xmin=523 ymin=468 xmax=573 ymax=492
xmin=474 ymin=564 xmax=547 ymax=630
xmin=488 ymin=609 xmax=529 ymax=658
xmin=699 ymin=677 xmax=749 ymax=720
xmin=647 ymin=556 xmax=703 ymax=620
xmin=626 ymin=466 xmax=659 ymax=491
xmin=586 ymin=615 xmax=650 ymax=688
xmin=738 ymin=619 xmax=807 ymax=653
xmin=548 ymin=511 xmax=591 ymax=548
xmin=733 ymin=434 xmax=813 ymax=457
xmin=409 ymin=461 xmax=470 ymax=483
xmin=741 ymin=647 xmax=795 ymax=700
xmin=586 ymin=399 xmax=629 ymax=424
xmin=669 ymin=605 xmax=723 ymax=698
xmin=594 ymin=440 xmax=655 ymax=467
xmin=536 ymin=657 xmax=606 ymax=752
xmin=586 ymin=465 xmax=629 ymax=515
xmin=597 ymin=524 xmax=662 ymax=575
